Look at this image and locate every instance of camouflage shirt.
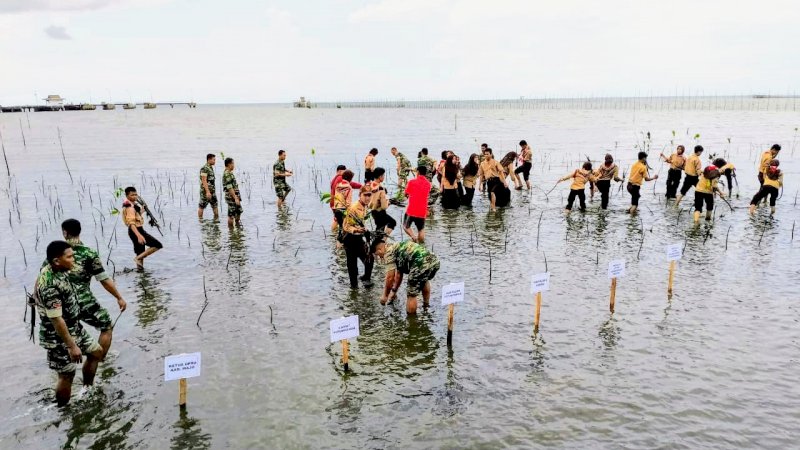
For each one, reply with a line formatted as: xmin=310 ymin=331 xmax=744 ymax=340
xmin=385 ymin=240 xmax=435 ymax=274
xmin=273 ymin=159 xmax=287 ymax=182
xmin=396 ymin=152 xmax=412 ymax=177
xmin=417 ymin=155 xmax=436 ymax=181
xmin=200 ymin=163 xmax=216 ymax=194
xmin=35 ymin=264 xmax=83 ymax=349
xmin=222 ymin=170 xmax=240 ymax=203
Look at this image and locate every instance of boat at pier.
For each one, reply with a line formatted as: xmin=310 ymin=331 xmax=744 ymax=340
xmin=144 ymin=103 xmax=157 ymax=109
xmin=123 ymin=103 xmax=136 ymax=110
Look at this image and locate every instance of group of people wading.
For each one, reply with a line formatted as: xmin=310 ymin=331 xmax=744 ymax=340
xmin=30 ymin=140 xmax=786 ymax=406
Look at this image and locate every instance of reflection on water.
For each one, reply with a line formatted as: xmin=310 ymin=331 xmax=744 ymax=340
xmin=200 ymin=221 xmax=222 ymax=259
xmin=225 ymin=228 xmax=250 ymax=292
xmin=62 ymin=388 xmax=138 ymax=450
xmin=598 ymin=316 xmax=621 ymax=350
xmin=134 ymin=271 xmax=171 ymax=330
xmin=171 ymin=409 xmax=212 ymax=450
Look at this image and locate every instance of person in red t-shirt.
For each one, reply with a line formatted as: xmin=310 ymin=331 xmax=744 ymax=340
xmin=403 ymin=166 xmax=431 ymax=243
xmin=329 ymin=165 xmax=362 ymax=232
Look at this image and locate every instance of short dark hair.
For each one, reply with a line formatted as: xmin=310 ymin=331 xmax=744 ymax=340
xmin=481 ymin=143 xmax=488 ymax=148
xmin=336 ymin=164 xmax=346 ymax=171
xmin=370 ymin=148 xmax=379 ymax=156
xmin=694 ymin=145 xmax=704 ymax=153
xmin=125 ymin=186 xmax=137 ymax=195
xmin=278 ymin=149 xmax=286 ymax=156
xmin=417 ymin=166 xmax=428 ymax=176
xmin=582 ymin=161 xmax=593 ymax=171
xmin=61 ymin=219 xmax=81 ymax=237
xmin=420 ymin=148 xmax=428 ymax=155
xmin=771 ymin=144 xmax=781 ymax=151
xmin=224 ymin=157 xmax=233 ymax=167
xmin=638 ymin=151 xmax=648 ymax=160
xmin=206 ymin=153 xmax=215 ymax=161
xmin=441 ymin=150 xmax=449 ymax=159
xmin=47 ymin=241 xmax=71 ymax=263
xmin=483 ymin=148 xmax=493 ymax=154
xmin=519 ymin=140 xmax=527 ymax=146
xmin=373 ymin=167 xmax=386 ymax=178
xmin=342 ymin=169 xmax=354 ymax=181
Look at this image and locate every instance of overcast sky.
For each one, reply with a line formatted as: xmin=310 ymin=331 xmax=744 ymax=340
xmin=1 ymin=0 xmax=798 ymax=104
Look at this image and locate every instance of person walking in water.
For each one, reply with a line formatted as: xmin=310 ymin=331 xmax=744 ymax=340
xmin=329 ymin=165 xmax=362 ymax=232
xmin=477 ymin=148 xmax=508 ymax=212
xmin=35 ymin=241 xmax=106 ymax=406
xmin=627 ymin=152 xmax=658 ymax=214
xmin=403 ymin=166 xmax=431 ymax=243
xmin=758 ymin=144 xmax=781 ymax=186
xmin=123 ymin=187 xmax=162 ymax=269
xmin=198 ymin=153 xmax=219 ymax=220
xmin=369 ymin=167 xmax=396 ymax=235
xmin=372 ymin=237 xmax=440 ymax=315
xmin=342 ymin=186 xmax=374 ymax=288
xmin=49 ymin=220 xmax=126 ymax=362
xmin=223 ymin=157 xmax=243 ymax=228
xmin=594 ymin=154 xmax=624 ymax=210
xmin=693 ymin=165 xmax=724 ymax=223
xmin=440 ymin=154 xmax=462 ymax=210
xmin=675 ymin=145 xmax=703 ymax=206
xmin=557 ymin=161 xmax=596 ymax=214
xmin=660 ymin=145 xmax=686 ymax=199
xmin=514 ymin=140 xmax=533 ymax=190
xmin=461 ymin=154 xmax=480 ymax=207
xmin=364 ymin=148 xmax=378 ymax=183
xmin=390 ymin=147 xmax=412 ymax=203
xmin=750 ymin=159 xmax=783 ymax=216
xmin=273 ymin=149 xmax=293 ymax=208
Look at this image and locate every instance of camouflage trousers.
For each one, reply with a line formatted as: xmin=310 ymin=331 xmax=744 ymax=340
xmin=406 ymin=253 xmax=440 ymax=297
xmin=44 ymin=325 xmax=102 ymax=374
xmin=394 ymin=176 xmax=408 ymax=200
xmin=275 ymin=180 xmax=292 ymax=200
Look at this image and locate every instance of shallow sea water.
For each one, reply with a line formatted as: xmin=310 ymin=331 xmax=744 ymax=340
xmin=0 ymin=105 xmax=799 ymax=449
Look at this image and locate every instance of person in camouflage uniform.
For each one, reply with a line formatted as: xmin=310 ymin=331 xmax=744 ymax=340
xmin=43 ymin=220 xmax=127 ymax=361
xmin=36 ymin=241 xmax=105 ymax=406
xmin=223 ymin=157 xmax=243 ymax=227
xmin=198 ymin=153 xmax=219 ymax=220
xmin=372 ymin=238 xmax=440 ymax=314
xmin=391 ymin=147 xmax=411 ymax=202
xmin=416 ymin=148 xmax=439 ymax=205
xmin=273 ymin=149 xmax=293 ymax=208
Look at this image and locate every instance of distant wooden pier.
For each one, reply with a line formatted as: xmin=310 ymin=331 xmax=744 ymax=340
xmin=1 ymin=101 xmax=197 ymax=113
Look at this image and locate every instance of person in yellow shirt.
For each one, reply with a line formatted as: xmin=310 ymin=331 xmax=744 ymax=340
xmin=675 ymin=145 xmax=704 ymax=206
xmin=557 ymin=161 xmax=596 ymax=213
xmin=693 ymin=165 xmax=725 ymax=223
xmin=627 ymin=152 xmax=658 ymax=214
xmin=593 ymin=153 xmax=624 ymax=210
xmin=750 ymin=160 xmax=783 ymax=215
xmin=659 ymin=145 xmax=686 ymax=199
xmin=712 ymin=157 xmax=736 ymax=196
xmin=758 ymin=144 xmax=780 ymax=186
xmin=342 ymin=186 xmax=374 ymax=289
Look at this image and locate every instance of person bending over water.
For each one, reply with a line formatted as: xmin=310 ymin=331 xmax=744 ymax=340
xmin=750 ymin=159 xmax=783 ymax=216
xmin=373 ymin=238 xmax=440 ymax=315
xmin=693 ymin=165 xmax=724 ymax=223
xmin=558 ymin=161 xmax=596 ymax=214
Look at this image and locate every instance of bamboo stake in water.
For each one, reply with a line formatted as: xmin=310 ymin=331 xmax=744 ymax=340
xmin=179 ymin=378 xmax=187 ymax=409
xmin=609 ymin=278 xmax=617 ymax=313
xmin=342 ymin=339 xmax=350 ymax=372
xmin=534 ymin=292 xmax=542 ymax=333
xmin=667 ymin=260 xmax=676 ymax=297
xmin=447 ymin=303 xmax=455 ymax=346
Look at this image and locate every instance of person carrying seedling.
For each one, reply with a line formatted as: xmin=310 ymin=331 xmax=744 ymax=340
xmin=749 ymin=159 xmax=783 ymax=216
xmin=693 ymin=165 xmax=725 ymax=223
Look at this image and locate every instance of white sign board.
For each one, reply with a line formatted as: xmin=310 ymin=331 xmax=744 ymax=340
xmin=164 ymin=352 xmax=202 ymax=382
xmin=530 ymin=272 xmax=550 ymax=294
xmin=666 ymin=244 xmax=682 ymax=261
xmin=608 ymin=260 xmax=626 ymax=279
xmin=441 ymin=282 xmax=465 ymax=306
xmin=330 ymin=315 xmax=360 ymax=343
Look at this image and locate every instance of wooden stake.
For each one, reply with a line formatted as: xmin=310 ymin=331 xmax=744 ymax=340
xmin=609 ymin=278 xmax=617 ymax=313
xmin=179 ymin=378 xmax=187 ymax=408
xmin=534 ymin=292 xmax=542 ymax=333
xmin=447 ymin=303 xmax=455 ymax=346
xmin=667 ymin=260 xmax=676 ymax=297
xmin=341 ymin=339 xmax=350 ymax=372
